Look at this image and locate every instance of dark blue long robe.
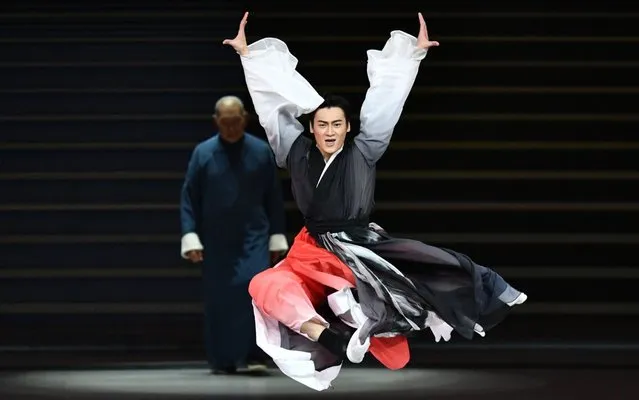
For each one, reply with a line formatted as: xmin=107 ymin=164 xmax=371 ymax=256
xmin=180 ymin=132 xmax=287 ymax=370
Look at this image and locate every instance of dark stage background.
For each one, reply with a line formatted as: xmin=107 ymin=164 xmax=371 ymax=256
xmin=1 ymin=0 xmax=639 ymax=369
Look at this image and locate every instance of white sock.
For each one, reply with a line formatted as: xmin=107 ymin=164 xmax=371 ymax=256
xmin=507 ymin=292 xmax=528 ymax=307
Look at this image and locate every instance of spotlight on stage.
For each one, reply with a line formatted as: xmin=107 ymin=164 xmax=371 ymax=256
xmin=0 ymin=365 xmax=543 ymax=398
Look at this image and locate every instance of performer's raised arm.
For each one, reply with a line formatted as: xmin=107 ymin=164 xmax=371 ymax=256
xmin=223 ymin=12 xmax=324 ymax=168
xmin=355 ymin=13 xmax=439 ymax=165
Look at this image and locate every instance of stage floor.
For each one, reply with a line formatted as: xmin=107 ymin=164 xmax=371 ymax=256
xmin=0 ymin=363 xmax=637 ymax=400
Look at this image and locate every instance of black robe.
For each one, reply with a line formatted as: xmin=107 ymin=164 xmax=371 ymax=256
xmin=286 ymin=135 xmax=523 ymax=341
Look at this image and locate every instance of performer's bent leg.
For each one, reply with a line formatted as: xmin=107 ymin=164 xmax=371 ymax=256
xmin=248 ymin=265 xmax=328 ymax=335
xmin=366 ymin=238 xmax=523 ymax=306
xmin=249 ymin=265 xmax=354 ymax=357
xmin=249 ymin=262 xmax=365 ymax=357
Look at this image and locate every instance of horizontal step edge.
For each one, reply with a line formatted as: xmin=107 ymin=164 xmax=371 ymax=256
xmin=2 ymin=86 xmax=639 ymax=94
xmin=2 ymin=61 xmax=639 ymax=68
xmin=2 ymin=113 xmax=638 ymax=122
xmin=0 ymin=266 xmax=637 ymax=279
xmin=2 ymin=171 xmax=639 ymax=180
xmin=1 ymin=11 xmax=638 ymax=19
xmin=2 ymin=35 xmax=639 ymax=44
xmin=2 ymin=233 xmax=639 ymax=244
xmin=2 ymin=202 xmax=639 ymax=212
xmin=0 ymin=301 xmax=637 ymax=315
xmin=3 ymin=141 xmax=639 ymax=151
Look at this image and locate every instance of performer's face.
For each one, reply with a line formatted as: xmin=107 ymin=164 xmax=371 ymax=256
xmin=215 ymin=104 xmax=247 ymax=143
xmin=310 ymin=107 xmax=350 ymax=159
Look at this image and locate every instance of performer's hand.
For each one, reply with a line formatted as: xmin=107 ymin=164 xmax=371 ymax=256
xmin=222 ymin=11 xmax=249 ymax=56
xmin=270 ymin=251 xmax=285 ymax=265
xmin=416 ymin=12 xmax=439 ymax=49
xmin=186 ymin=250 xmax=203 ymax=263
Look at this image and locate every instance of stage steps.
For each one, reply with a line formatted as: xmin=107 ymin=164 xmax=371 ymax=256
xmin=1 ymin=1 xmax=638 ymax=354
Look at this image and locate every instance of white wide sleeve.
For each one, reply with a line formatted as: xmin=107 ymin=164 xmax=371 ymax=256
xmin=355 ymin=30 xmax=428 ymax=164
xmin=180 ymin=232 xmax=203 ymax=259
xmin=240 ymin=38 xmax=324 ymax=168
xmin=269 ymin=233 xmax=289 ymax=252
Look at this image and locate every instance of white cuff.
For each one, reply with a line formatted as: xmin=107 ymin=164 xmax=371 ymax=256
xmin=386 ymin=30 xmax=429 ymax=61
xmin=269 ymin=233 xmax=289 ymax=252
xmin=242 ymin=37 xmax=299 ymax=69
xmin=365 ymin=31 xmax=428 ymax=75
xmin=181 ymin=232 xmax=203 ymax=259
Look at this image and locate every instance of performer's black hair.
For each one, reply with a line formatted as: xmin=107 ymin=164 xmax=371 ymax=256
xmin=309 ymin=93 xmax=353 ymax=125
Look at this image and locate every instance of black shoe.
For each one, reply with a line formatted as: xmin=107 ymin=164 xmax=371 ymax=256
xmin=317 ymin=327 xmax=352 ymax=358
xmin=211 ymin=366 xmax=237 ymax=375
xmin=247 ymin=360 xmax=268 ymax=372
xmin=246 ymin=347 xmax=270 ymax=373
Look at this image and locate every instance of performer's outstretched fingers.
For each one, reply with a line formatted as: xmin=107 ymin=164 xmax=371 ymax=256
xmin=417 ymin=12 xmax=439 ymax=48
xmin=236 ymin=11 xmax=248 ymax=37
xmin=222 ymin=11 xmax=249 ymax=46
xmin=418 ymin=12 xmax=426 ymax=33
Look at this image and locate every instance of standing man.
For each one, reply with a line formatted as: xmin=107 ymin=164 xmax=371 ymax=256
xmin=180 ymin=95 xmax=289 ymax=375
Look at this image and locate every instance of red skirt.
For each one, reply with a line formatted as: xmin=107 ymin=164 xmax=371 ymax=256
xmin=249 ymin=227 xmax=410 ymax=370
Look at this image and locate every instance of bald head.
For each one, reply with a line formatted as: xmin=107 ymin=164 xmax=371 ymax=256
xmin=215 ymin=95 xmax=245 ymax=115
xmin=213 ymin=95 xmax=248 ymax=143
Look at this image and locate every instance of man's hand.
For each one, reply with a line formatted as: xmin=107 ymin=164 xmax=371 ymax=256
xmin=186 ymin=250 xmax=204 ymax=263
xmin=222 ymin=11 xmax=249 ymax=56
xmin=271 ymin=251 xmax=285 ymax=266
xmin=416 ymin=12 xmax=439 ymax=49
